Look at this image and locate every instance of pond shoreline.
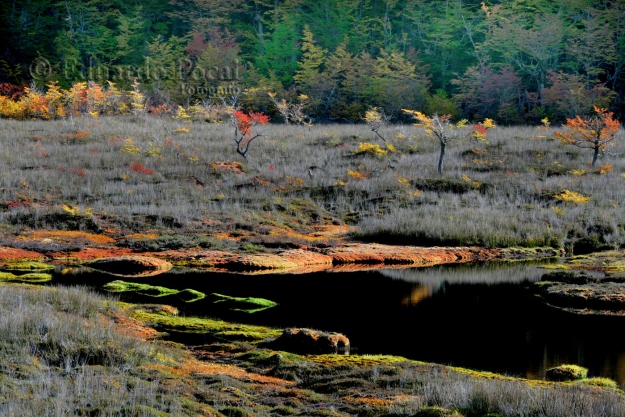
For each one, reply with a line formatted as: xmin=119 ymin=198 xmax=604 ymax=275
xmin=3 ymin=232 xmax=625 ymax=316
xmin=0 ymin=232 xmax=564 ymax=273
xmin=532 ymin=253 xmax=625 ymax=317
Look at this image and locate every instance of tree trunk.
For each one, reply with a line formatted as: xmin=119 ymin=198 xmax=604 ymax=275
xmin=592 ymin=145 xmax=600 ymax=167
xmin=255 ymin=9 xmax=265 ymax=56
xmin=438 ymin=141 xmax=446 ymax=173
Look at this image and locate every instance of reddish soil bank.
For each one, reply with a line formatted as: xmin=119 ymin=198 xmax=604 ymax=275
xmin=0 ymin=228 xmax=564 ymax=273
xmin=98 ymin=245 xmax=500 ymax=272
xmin=1 ymin=243 xmax=562 ymax=275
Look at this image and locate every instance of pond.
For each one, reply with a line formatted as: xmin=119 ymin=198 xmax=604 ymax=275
xmin=50 ymin=262 xmax=625 ymax=386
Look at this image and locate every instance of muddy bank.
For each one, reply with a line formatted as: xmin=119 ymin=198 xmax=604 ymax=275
xmin=0 ymin=241 xmax=564 ymax=274
xmin=534 ymin=252 xmax=625 ymax=316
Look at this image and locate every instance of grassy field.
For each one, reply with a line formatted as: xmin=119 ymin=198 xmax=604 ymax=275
xmin=0 ymin=282 xmax=623 ymax=416
xmin=0 ymin=116 xmax=623 ymax=252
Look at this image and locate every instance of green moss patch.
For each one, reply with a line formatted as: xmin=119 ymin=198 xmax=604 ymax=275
xmin=576 ymin=377 xmax=618 ymax=388
xmin=234 ymin=350 xmax=308 ymax=368
xmin=0 ymin=271 xmax=53 ymax=283
xmin=103 ymin=280 xmax=205 ymax=303
xmin=211 ymin=293 xmax=277 ymax=313
xmin=307 ymin=354 xmax=411 ymax=368
xmin=128 ymin=305 xmax=281 ymax=343
xmin=4 ymin=261 xmax=55 ymax=271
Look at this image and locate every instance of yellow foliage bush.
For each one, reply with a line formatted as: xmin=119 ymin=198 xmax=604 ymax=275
xmin=121 ymin=139 xmax=142 ymax=155
xmin=461 ymin=174 xmax=482 ymax=188
xmin=354 ymin=142 xmax=388 ymax=157
xmin=568 ymin=169 xmax=586 ymax=176
xmin=395 ymin=176 xmax=410 ymax=187
xmin=555 ymin=190 xmax=590 ymax=204
xmin=0 ymin=95 xmax=29 ymax=119
xmin=172 ymin=107 xmax=191 ymax=121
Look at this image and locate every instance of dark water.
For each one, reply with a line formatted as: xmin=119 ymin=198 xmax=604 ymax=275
xmin=50 ymin=262 xmax=625 ymax=386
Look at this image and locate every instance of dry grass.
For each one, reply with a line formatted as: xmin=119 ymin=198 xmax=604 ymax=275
xmin=0 ymin=117 xmax=623 ymax=253
xmin=0 ymin=284 xmax=201 ymax=416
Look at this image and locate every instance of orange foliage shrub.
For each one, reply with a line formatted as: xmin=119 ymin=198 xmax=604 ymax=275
xmin=555 ymin=106 xmax=620 ymax=167
xmin=0 ymin=80 xmax=140 ymax=120
xmin=129 ymin=162 xmax=154 ymax=175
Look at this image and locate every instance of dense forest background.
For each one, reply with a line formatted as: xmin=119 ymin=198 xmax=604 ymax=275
xmin=1 ymin=0 xmax=623 ymax=123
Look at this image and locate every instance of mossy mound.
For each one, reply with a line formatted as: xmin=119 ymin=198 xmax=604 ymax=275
xmin=176 ymin=289 xmax=206 ymax=303
xmin=4 ymin=261 xmax=55 ymax=271
xmin=234 ymin=350 xmax=309 ymax=368
xmin=0 ymin=271 xmax=52 ymax=283
xmin=308 ymin=354 xmax=410 ymax=368
xmin=576 ymin=377 xmax=618 ymax=388
xmin=127 ymin=304 xmax=282 ymax=343
xmin=211 ymin=293 xmax=277 ymax=313
xmin=308 ymin=376 xmax=375 ymax=394
xmin=271 ymin=405 xmax=299 ymax=416
xmin=264 ymin=328 xmax=350 ymax=355
xmin=546 ymin=364 xmax=588 ymax=382
xmin=103 ymin=280 xmax=205 ymax=303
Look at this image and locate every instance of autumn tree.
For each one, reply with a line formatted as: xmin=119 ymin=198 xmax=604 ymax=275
xmin=185 ymin=27 xmax=242 ymax=102
xmin=555 ymin=107 xmax=620 ymax=167
xmin=364 ymin=107 xmax=390 ymax=142
xmin=403 ymin=110 xmax=467 ymax=173
xmin=231 ymin=110 xmax=270 ymax=159
xmin=268 ymin=92 xmax=311 ymax=125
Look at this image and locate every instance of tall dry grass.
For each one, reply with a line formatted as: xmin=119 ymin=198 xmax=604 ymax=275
xmin=0 ymin=116 xmax=623 ymax=251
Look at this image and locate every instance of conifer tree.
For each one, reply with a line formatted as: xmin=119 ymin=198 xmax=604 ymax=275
xmin=294 ymin=25 xmax=327 ymax=89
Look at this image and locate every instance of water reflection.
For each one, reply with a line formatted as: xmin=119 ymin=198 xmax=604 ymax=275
xmin=380 ymin=263 xmax=625 ymax=386
xmin=400 ymin=285 xmax=430 ymax=306
xmin=383 ymin=262 xmax=543 ymax=291
xmin=383 ymin=263 xmax=544 ymax=306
